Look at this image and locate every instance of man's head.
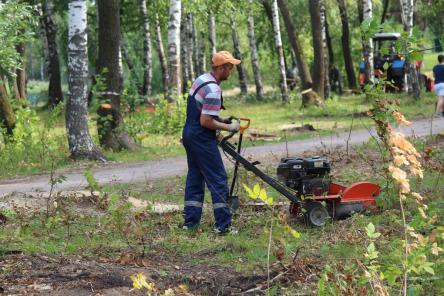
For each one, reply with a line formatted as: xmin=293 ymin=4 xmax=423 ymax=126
xmin=438 ymin=54 xmax=444 ymax=64
xmin=211 ymin=51 xmax=241 ymax=81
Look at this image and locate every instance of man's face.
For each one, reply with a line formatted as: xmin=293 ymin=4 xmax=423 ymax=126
xmin=220 ymin=63 xmax=234 ymax=80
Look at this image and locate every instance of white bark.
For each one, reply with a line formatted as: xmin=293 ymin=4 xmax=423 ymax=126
xmin=247 ymin=0 xmax=264 ymax=100
xmin=140 ymin=0 xmax=153 ymax=96
xmin=208 ymin=12 xmax=217 ymax=55
xmin=320 ymin=0 xmax=330 ymax=98
xmin=167 ymin=0 xmax=181 ymax=101
xmin=363 ymin=0 xmax=374 ymax=84
xmin=155 ymin=13 xmax=169 ymax=97
xmin=66 ymin=0 xmax=103 ymax=160
xmin=271 ymin=0 xmax=288 ymax=102
xmin=400 ymin=0 xmax=414 ymax=35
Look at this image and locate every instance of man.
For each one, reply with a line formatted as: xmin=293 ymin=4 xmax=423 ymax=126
xmin=433 ymin=54 xmax=444 ymax=117
xmin=181 ymin=51 xmax=241 ymax=234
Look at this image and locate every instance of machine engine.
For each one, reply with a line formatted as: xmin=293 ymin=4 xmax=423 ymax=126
xmin=277 ymin=156 xmax=330 ymax=197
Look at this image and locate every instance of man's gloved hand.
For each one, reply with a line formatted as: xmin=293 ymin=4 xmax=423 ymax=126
xmin=227 ymin=119 xmax=240 ymax=132
xmin=220 ymin=116 xmax=238 ymax=124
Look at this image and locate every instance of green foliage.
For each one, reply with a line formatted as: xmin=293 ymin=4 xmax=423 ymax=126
xmin=0 ymin=1 xmax=35 ymax=77
xmin=0 ymin=103 xmax=67 ymax=177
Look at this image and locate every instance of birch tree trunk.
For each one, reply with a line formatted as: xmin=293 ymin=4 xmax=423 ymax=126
xmin=96 ymin=0 xmax=136 ymax=151
xmin=191 ymin=15 xmax=199 ymax=78
xmin=186 ymin=13 xmax=195 ymax=81
xmin=167 ymin=0 xmax=181 ymax=101
xmin=180 ymin=14 xmax=190 ymax=94
xmin=198 ymin=31 xmax=206 ymax=75
xmin=0 ymin=79 xmax=15 ymax=135
xmin=320 ymin=1 xmax=330 ymax=99
xmin=271 ymin=0 xmax=288 ymax=102
xmin=400 ymin=0 xmax=420 ymax=98
xmin=140 ymin=0 xmax=153 ymax=97
xmin=363 ymin=0 xmax=374 ymax=84
xmin=277 ymin=0 xmax=321 ymax=107
xmin=337 ymin=0 xmax=357 ymax=89
xmin=155 ymin=14 xmax=169 ymax=98
xmin=230 ymin=16 xmax=248 ymax=95
xmin=43 ymin=0 xmax=63 ymax=108
xmin=208 ymin=11 xmax=217 ymax=55
xmin=309 ymin=0 xmax=325 ymax=99
xmin=247 ymin=0 xmax=264 ymax=100
xmin=66 ymin=0 xmax=104 ymax=160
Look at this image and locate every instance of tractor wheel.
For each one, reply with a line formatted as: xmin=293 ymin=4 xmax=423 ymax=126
xmin=305 ymin=201 xmax=329 ymax=227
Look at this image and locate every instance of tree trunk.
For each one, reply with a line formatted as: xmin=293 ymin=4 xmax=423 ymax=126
xmin=381 ymin=0 xmax=390 ymax=24
xmin=320 ymin=1 xmax=330 ymax=99
xmin=43 ymin=0 xmax=63 ymax=108
xmin=230 ymin=16 xmax=248 ymax=95
xmin=180 ymin=13 xmax=190 ymax=94
xmin=358 ymin=0 xmax=364 ymax=23
xmin=400 ymin=0 xmax=420 ymax=99
xmin=0 ymin=79 xmax=15 ymax=135
xmin=66 ymin=0 xmax=104 ymax=160
xmin=167 ymin=0 xmax=181 ymax=101
xmin=277 ymin=0 xmax=321 ymax=107
xmin=363 ymin=0 xmax=374 ymax=84
xmin=140 ymin=0 xmax=153 ymax=97
xmin=120 ymin=32 xmax=135 ymax=73
xmin=191 ymin=15 xmax=199 ymax=78
xmin=15 ymin=42 xmax=26 ymax=99
xmin=198 ymin=31 xmax=206 ymax=75
xmin=96 ymin=0 xmax=137 ymax=151
xmin=186 ymin=13 xmax=195 ymax=81
xmin=337 ymin=0 xmax=357 ymax=89
xmin=309 ymin=0 xmax=325 ymax=99
xmin=271 ymin=0 xmax=288 ymax=102
xmin=247 ymin=0 xmax=264 ymax=100
xmin=155 ymin=14 xmax=169 ymax=98
xmin=208 ymin=11 xmax=217 ymax=55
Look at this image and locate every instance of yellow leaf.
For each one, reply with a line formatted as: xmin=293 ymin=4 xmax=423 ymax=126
xmin=431 ymin=243 xmax=443 ymax=256
xmin=259 ymin=188 xmax=268 ymax=202
xmin=242 ymin=184 xmax=256 ymax=199
xmin=253 ymin=184 xmax=261 ymax=198
xmin=265 ymin=196 xmax=274 ymax=206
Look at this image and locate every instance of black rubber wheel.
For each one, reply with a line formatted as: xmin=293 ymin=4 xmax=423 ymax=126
xmin=304 ymin=201 xmax=329 ymax=227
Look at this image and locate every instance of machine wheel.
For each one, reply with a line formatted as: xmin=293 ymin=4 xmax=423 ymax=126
xmin=305 ymin=201 xmax=329 ymax=227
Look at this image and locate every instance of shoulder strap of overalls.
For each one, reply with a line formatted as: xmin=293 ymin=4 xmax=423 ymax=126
xmin=191 ymin=80 xmax=225 ymax=110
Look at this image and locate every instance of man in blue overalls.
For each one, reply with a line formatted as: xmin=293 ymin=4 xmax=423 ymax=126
xmin=182 ymin=51 xmax=241 ymax=234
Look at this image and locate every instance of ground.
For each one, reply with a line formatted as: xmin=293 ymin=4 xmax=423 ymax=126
xmin=1 ymin=132 xmax=443 ymax=295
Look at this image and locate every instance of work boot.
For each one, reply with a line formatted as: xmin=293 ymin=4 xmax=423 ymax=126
xmin=213 ymin=226 xmax=238 ymax=236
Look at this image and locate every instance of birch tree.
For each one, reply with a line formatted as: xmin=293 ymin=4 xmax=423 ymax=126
xmin=155 ymin=13 xmax=169 ymax=98
xmin=362 ymin=0 xmax=374 ymax=84
xmin=400 ymin=0 xmax=420 ymax=98
xmin=140 ymin=0 xmax=153 ymax=97
xmin=230 ymin=15 xmax=248 ymax=95
xmin=337 ymin=0 xmax=357 ymax=89
xmin=320 ymin=1 xmax=330 ymax=98
xmin=309 ymin=0 xmax=325 ymax=99
xmin=247 ymin=0 xmax=264 ymax=100
xmin=271 ymin=0 xmax=288 ymax=102
xmin=208 ymin=11 xmax=216 ymax=55
xmin=167 ymin=0 xmax=181 ymax=101
xmin=66 ymin=0 xmax=104 ymax=160
xmin=198 ymin=31 xmax=206 ymax=75
xmin=186 ymin=13 xmax=195 ymax=81
xmin=42 ymin=0 xmax=63 ymax=108
xmin=180 ymin=14 xmax=189 ymax=94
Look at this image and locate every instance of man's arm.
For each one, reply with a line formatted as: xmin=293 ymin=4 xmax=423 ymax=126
xmin=200 ymin=114 xmax=238 ymax=132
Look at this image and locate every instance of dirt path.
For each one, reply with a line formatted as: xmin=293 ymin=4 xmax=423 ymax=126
xmin=0 ymin=117 xmax=443 ymax=195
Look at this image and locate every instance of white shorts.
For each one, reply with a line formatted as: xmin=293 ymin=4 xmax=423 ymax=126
xmin=435 ymin=82 xmax=444 ymax=96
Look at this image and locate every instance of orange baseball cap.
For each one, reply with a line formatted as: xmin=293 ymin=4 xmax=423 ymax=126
xmin=212 ymin=51 xmax=241 ymax=67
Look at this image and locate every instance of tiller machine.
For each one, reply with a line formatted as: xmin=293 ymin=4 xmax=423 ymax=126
xmin=219 ymin=118 xmax=381 ymax=227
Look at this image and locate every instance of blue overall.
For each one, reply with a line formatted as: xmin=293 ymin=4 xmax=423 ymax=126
xmin=182 ymin=81 xmax=232 ymax=231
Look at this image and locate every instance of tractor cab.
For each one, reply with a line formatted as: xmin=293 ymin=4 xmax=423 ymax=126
xmin=360 ymin=32 xmax=406 ymax=91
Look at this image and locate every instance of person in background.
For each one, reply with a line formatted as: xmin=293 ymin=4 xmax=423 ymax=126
xmin=433 ymin=54 xmax=444 ymax=117
xmin=181 ymin=51 xmax=241 ymax=235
